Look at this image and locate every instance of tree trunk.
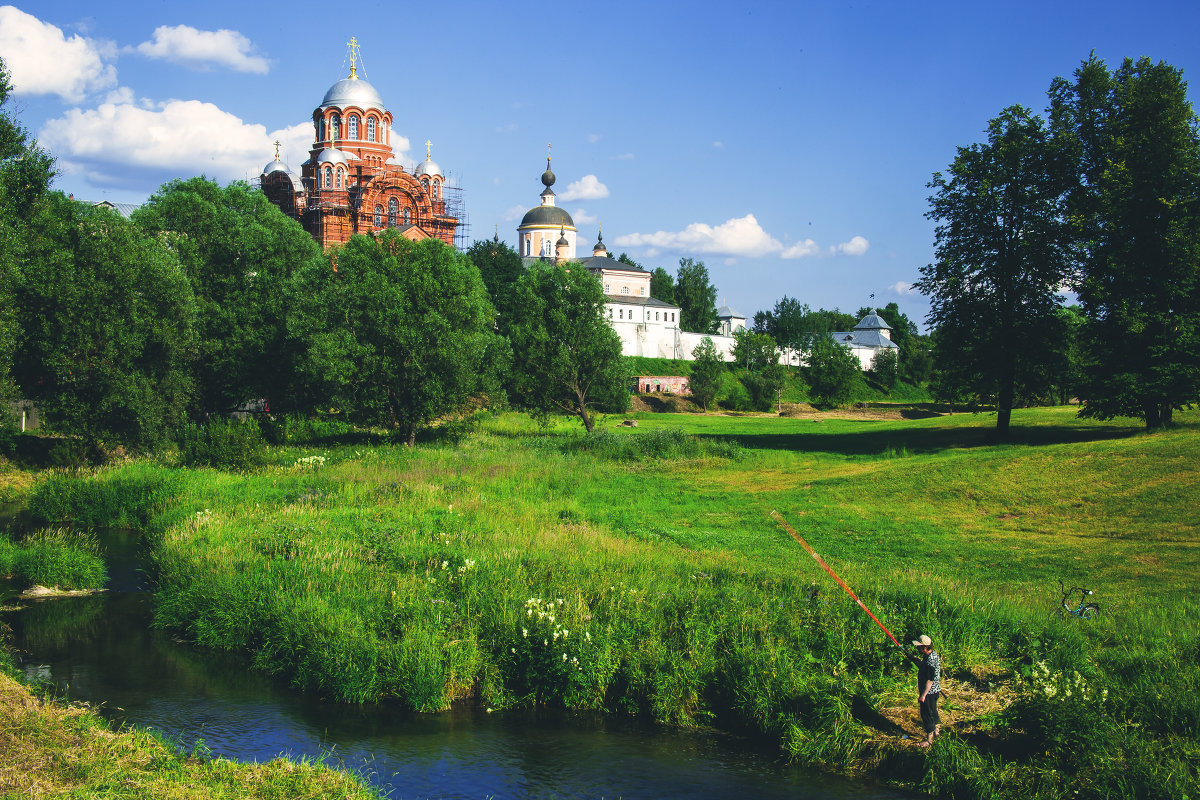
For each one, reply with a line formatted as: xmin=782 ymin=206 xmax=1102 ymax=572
xmin=996 ymin=375 xmax=1014 ymax=438
xmin=576 ymin=384 xmax=594 ymax=432
xmin=1143 ymin=401 xmax=1162 ymax=430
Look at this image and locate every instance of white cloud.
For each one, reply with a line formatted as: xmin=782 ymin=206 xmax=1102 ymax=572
xmin=889 ymin=281 xmax=918 ymax=296
xmin=712 ymin=141 xmax=724 ymax=148
xmin=587 ymin=133 xmax=602 ymax=143
xmin=781 ymin=239 xmax=821 ymax=259
xmin=835 ymin=235 xmax=870 ymax=256
xmin=502 ymin=204 xmax=527 ymax=222
xmin=573 ymin=208 xmax=598 ymax=224
xmin=134 ymin=25 xmax=268 ymax=73
xmin=40 ymin=99 xmax=317 ymax=186
xmin=559 ymin=174 xmax=609 ymax=201
xmin=495 ymin=122 xmax=517 ymax=133
xmin=0 ymin=5 xmax=116 ymax=101
xmin=614 ymin=214 xmax=784 ymax=258
xmin=610 ymin=152 xmax=634 ymax=160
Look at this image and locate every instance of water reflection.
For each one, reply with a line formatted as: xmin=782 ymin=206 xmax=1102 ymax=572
xmin=2 ymin=536 xmax=907 ymax=800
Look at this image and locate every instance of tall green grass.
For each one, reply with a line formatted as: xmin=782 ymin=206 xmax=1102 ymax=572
xmin=1 ymin=528 xmax=107 ymax=590
xmin=17 ymin=408 xmax=1200 ymax=799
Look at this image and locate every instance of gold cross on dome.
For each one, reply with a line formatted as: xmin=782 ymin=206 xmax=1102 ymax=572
xmin=273 ymin=140 xmax=281 ymax=160
xmin=547 ymin=142 xmax=552 ymax=163
xmin=425 ymin=139 xmax=432 ymax=160
xmin=347 ymin=37 xmax=361 ymax=78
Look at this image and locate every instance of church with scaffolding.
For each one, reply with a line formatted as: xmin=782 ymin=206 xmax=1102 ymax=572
xmin=259 ymin=39 xmax=464 ymax=250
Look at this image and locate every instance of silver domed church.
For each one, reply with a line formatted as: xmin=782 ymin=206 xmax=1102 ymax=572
xmin=260 ymin=39 xmax=460 ymax=250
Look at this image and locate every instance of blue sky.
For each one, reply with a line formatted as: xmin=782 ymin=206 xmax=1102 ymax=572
xmin=3 ymin=1 xmax=1198 ymax=328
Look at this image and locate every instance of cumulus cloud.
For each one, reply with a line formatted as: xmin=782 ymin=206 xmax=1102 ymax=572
xmin=0 ymin=5 xmax=116 ymax=101
xmin=781 ymin=239 xmax=821 ymax=259
xmin=134 ymin=25 xmax=268 ymax=73
xmin=502 ymin=204 xmax=527 ymax=222
xmin=614 ymin=214 xmax=784 ymax=258
xmin=40 ymin=99 xmax=316 ymax=186
xmin=559 ymin=174 xmax=609 ymax=201
xmin=889 ymin=281 xmax=918 ymax=295
xmin=587 ymin=133 xmax=602 ymax=143
xmin=835 ymin=235 xmax=870 ymax=256
xmin=573 ymin=208 xmax=598 ymax=224
xmin=781 ymin=234 xmax=871 ymax=259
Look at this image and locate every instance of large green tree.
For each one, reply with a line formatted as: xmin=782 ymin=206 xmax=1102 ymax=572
xmin=1051 ymin=56 xmax=1200 ymax=428
xmin=753 ymin=295 xmax=814 ymax=354
xmin=675 ymin=257 xmax=718 ymax=333
xmin=688 ymin=337 xmax=723 ymax=411
xmin=0 ymin=57 xmax=55 ymax=409
xmin=15 ymin=197 xmax=197 ymax=448
xmin=132 ymin=178 xmax=325 ymax=417
xmin=508 ymin=262 xmax=629 ymax=431
xmin=918 ymin=105 xmax=1073 ymax=436
xmin=649 ymin=266 xmax=676 ymax=304
xmin=290 ymin=233 xmax=497 ymax=444
xmin=805 ymin=336 xmax=861 ymax=409
xmin=466 ymin=235 xmax=524 ymax=332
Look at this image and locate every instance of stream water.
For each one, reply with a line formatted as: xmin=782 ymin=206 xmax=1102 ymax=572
xmin=1 ymin=528 xmax=908 ymax=800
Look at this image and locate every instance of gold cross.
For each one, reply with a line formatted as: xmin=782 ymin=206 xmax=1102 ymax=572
xmin=547 ymin=142 xmax=552 ymax=163
xmin=425 ymin=139 xmax=432 ymax=160
xmin=347 ymin=37 xmax=360 ymax=78
xmin=273 ymin=140 xmax=280 ymax=160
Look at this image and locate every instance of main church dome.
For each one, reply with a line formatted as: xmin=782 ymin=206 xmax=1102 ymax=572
xmin=320 ymin=76 xmax=387 ymax=111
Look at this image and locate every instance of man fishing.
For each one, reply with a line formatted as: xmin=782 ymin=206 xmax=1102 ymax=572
xmin=911 ymin=635 xmax=941 ymax=747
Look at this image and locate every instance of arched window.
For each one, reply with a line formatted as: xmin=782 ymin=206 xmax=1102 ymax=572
xmin=335 ymin=169 xmax=343 ymax=189
xmin=420 ymin=177 xmax=429 ymax=193
xmin=403 ymin=208 xmax=411 ymax=224
xmin=317 ymin=118 xmax=325 ymax=140
xmin=331 ymin=115 xmax=341 ymax=141
xmin=381 ymin=121 xmax=387 ymax=143
xmin=367 ymin=117 xmax=376 ymax=142
xmin=621 ymin=286 xmax=629 ymax=295
xmin=388 ymin=198 xmax=398 ymax=227
xmin=374 ymin=205 xmax=383 ymax=228
xmin=323 ymin=166 xmax=332 ymax=188
xmin=431 ymin=179 xmax=441 ymax=200
xmin=348 ymin=115 xmax=359 ymax=140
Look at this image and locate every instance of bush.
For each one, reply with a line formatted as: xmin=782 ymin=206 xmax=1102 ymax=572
xmin=260 ymin=414 xmax=355 ymax=446
xmin=177 ymin=418 xmax=266 ymax=470
xmin=722 ymin=382 xmax=753 ymax=411
xmin=12 ymin=528 xmax=107 ymax=590
xmin=28 ymin=468 xmax=180 ymax=529
xmin=561 ymin=427 xmax=742 ymax=461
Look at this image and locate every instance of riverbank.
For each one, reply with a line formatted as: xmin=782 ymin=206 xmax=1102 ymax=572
xmin=0 ymin=670 xmax=378 ymax=799
xmin=3 ymin=407 xmax=1199 ymax=798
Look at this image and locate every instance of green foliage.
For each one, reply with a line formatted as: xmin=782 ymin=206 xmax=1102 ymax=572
xmin=649 ymin=266 xmax=676 ymax=304
xmin=871 ymin=348 xmax=899 ymax=390
xmin=919 ymin=105 xmax=1072 ymax=436
xmin=730 ymin=328 xmax=778 ymax=370
xmin=14 ymin=196 xmax=197 ymax=449
xmin=721 ymin=380 xmax=753 ymax=411
xmin=291 ymin=233 xmax=498 ymax=444
xmin=0 ymin=57 xmax=55 ymax=409
xmin=27 ymin=466 xmax=181 ymax=529
xmin=10 ymin=528 xmax=107 ymax=590
xmin=509 ymin=261 xmax=629 ymax=431
xmin=675 ymin=257 xmax=718 ymax=334
xmin=621 ymin=356 xmax=691 ymax=377
xmin=559 ymin=426 xmax=742 ymax=461
xmin=177 ymin=418 xmax=267 ymax=470
xmin=132 ymin=178 xmax=325 ymax=417
xmin=466 ymin=237 xmax=524 ymax=332
xmin=805 ymin=336 xmax=863 ymax=408
xmin=753 ymin=295 xmax=815 ymax=352
xmin=1051 ymin=56 xmax=1200 ymax=429
xmin=688 ymin=337 xmax=724 ymax=411
xmin=260 ymin=414 xmax=355 ymax=446
xmin=742 ymin=363 xmax=788 ymax=411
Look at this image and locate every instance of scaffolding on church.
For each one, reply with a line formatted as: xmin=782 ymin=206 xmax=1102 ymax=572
xmin=441 ymin=178 xmax=469 ymax=251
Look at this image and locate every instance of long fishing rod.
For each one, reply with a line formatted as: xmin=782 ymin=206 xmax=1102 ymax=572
xmin=771 ymin=510 xmax=906 ymax=653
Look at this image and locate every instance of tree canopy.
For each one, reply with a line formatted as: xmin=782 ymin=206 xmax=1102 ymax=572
xmin=675 ymin=258 xmax=718 ymax=333
xmin=132 ymin=178 xmax=325 ymax=417
xmin=805 ymin=336 xmax=861 ymax=409
xmin=1051 ymin=56 xmax=1200 ymax=428
xmin=508 ymin=262 xmax=629 ymax=431
xmin=290 ymin=233 xmax=497 ymax=444
xmin=919 ymin=105 xmax=1073 ymax=435
xmin=688 ymin=337 xmax=723 ymax=411
xmin=14 ymin=197 xmax=196 ymax=448
xmin=466 ymin=236 xmax=524 ymax=333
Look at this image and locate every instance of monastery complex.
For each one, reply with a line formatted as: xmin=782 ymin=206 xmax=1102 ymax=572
xmin=259 ymin=44 xmax=897 ymax=368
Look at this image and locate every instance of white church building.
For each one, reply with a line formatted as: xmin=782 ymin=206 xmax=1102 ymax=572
xmin=517 ymin=155 xmax=745 ymax=361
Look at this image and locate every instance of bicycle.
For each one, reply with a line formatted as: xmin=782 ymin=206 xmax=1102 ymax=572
xmin=1057 ymin=579 xmax=1100 ymax=619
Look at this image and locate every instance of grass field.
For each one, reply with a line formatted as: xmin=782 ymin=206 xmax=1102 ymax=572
xmin=3 ymin=405 xmax=1198 ymax=799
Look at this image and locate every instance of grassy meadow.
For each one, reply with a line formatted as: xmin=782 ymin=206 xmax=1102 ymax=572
xmin=4 ymin=405 xmax=1199 ymax=799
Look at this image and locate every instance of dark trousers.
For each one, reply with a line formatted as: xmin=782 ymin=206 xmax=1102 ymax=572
xmin=920 ymin=692 xmax=940 ymax=733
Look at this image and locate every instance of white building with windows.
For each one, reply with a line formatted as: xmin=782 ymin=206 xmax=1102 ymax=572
xmin=516 ymin=157 xmax=745 ymax=360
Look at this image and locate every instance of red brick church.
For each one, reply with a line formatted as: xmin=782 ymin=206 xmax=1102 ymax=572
xmin=260 ymin=39 xmax=459 ymax=249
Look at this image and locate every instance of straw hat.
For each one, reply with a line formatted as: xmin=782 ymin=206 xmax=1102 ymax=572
xmin=911 ymin=635 xmax=933 ymax=647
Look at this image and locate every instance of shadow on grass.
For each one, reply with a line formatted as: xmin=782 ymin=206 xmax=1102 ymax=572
xmin=697 ymin=419 xmax=1155 ymax=456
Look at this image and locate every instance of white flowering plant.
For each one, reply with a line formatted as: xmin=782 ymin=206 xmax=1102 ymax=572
xmin=502 ymin=596 xmax=595 ymax=704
